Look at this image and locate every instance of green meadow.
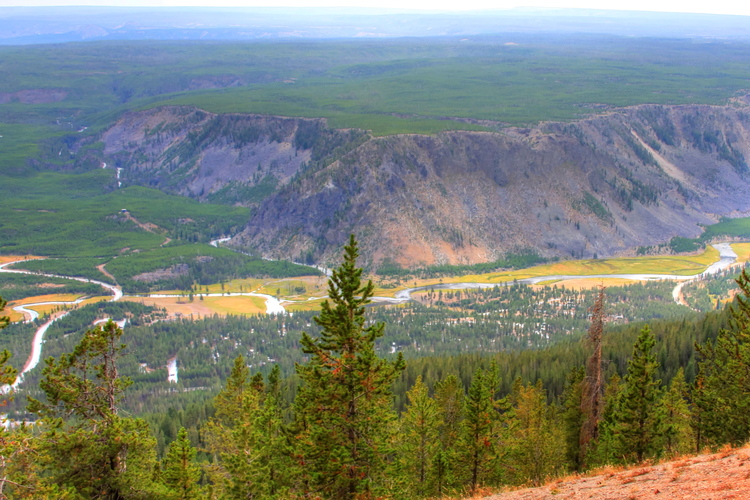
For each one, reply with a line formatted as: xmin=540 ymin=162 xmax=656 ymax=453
xmin=0 ymin=169 xmax=249 ymax=258
xmin=1 ymin=36 xmax=750 ymax=136
xmin=157 ymin=51 xmax=750 ymax=135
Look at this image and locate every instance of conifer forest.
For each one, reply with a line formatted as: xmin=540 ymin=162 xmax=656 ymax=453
xmin=2 ymin=236 xmax=750 ymax=499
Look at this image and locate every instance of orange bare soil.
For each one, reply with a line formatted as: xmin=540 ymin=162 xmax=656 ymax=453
xmin=482 ymin=445 xmax=750 ymax=500
xmin=5 ymin=309 xmax=25 ymax=323
xmin=122 ymin=294 xmax=267 ymax=320
xmin=0 ymin=255 xmax=43 ymax=265
xmin=11 ymin=293 xmax=85 ymax=305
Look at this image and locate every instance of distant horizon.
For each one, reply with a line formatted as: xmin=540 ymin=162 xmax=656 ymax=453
xmin=1 ymin=1 xmax=749 ymax=17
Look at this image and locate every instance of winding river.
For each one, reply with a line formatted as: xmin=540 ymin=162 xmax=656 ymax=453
xmin=0 ymin=242 xmax=741 ymax=391
xmin=0 ymin=259 xmax=125 ymax=391
xmin=148 ymin=291 xmax=286 ymax=315
xmin=389 ymin=243 xmax=739 ymax=303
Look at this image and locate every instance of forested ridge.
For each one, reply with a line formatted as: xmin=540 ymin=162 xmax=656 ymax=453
xmin=1 ymin=237 xmax=750 ymax=499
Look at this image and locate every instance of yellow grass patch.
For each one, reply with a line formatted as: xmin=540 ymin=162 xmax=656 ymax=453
xmin=77 ymin=296 xmax=112 ymax=306
xmin=6 ymin=309 xmax=26 ymax=323
xmin=198 ymin=278 xmax=267 ymax=295
xmin=371 ymin=284 xmax=406 ymax=297
xmin=371 ymin=247 xmax=722 ymax=298
xmin=12 ymin=293 xmax=85 ymax=305
xmin=371 ymin=277 xmax=448 ymax=297
xmin=7 ymin=295 xmax=111 ymax=323
xmin=454 ymin=247 xmax=718 ymax=282
xmin=731 ymin=243 xmax=750 ymax=264
xmin=122 ymin=296 xmax=217 ymax=319
xmin=157 ymin=276 xmax=330 ymax=302
xmin=256 ymin=276 xmax=328 ymax=300
xmin=532 ymin=279 xmax=561 ymax=286
xmin=17 ymin=303 xmax=63 ymax=317
xmin=123 ymin=295 xmax=267 ymax=318
xmin=156 ymin=279 xmax=268 ymax=297
xmin=284 ymin=298 xmax=325 ymax=312
xmin=0 ymin=255 xmax=44 ymax=265
xmin=202 ymin=295 xmax=267 ymax=315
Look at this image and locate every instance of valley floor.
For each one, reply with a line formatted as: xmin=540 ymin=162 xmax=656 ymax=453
xmin=484 ymin=445 xmax=750 ymax=500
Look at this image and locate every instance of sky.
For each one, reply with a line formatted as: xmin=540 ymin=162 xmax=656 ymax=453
xmin=1 ymin=0 xmax=749 ymax=17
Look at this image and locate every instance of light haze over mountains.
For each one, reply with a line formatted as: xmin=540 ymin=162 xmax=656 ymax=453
xmin=1 ymin=6 xmax=750 ymax=44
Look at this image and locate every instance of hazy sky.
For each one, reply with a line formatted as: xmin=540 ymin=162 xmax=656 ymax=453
xmin=1 ymin=0 xmax=749 ymax=17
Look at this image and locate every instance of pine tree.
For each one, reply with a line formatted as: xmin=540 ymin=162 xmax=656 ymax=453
xmin=613 ymin=325 xmax=662 ymax=463
xmin=203 ymin=356 xmax=291 ymax=498
xmin=580 ymin=286 xmax=606 ymax=463
xmin=395 ymin=375 xmax=440 ymax=498
xmin=506 ymin=380 xmax=565 ymax=485
xmin=259 ymin=364 xmax=291 ymax=497
xmin=27 ymin=320 xmax=164 ymax=499
xmin=163 ymin=427 xmax=201 ymax=499
xmin=586 ymin=373 xmax=622 ymax=467
xmin=660 ymin=368 xmax=691 ymax=457
xmin=694 ymin=268 xmax=750 ymax=446
xmin=293 ymin=235 xmax=405 ymax=499
xmin=0 ymin=423 xmax=71 ymax=500
xmin=203 ymin=356 xmax=251 ymax=496
xmin=431 ymin=374 xmax=464 ymax=496
xmin=560 ymin=366 xmax=585 ymax=471
xmin=460 ymin=364 xmax=499 ymax=493
xmin=434 ymin=375 xmax=464 ymax=450
xmin=0 ymin=295 xmax=7 ymax=332
xmin=213 ymin=354 xmax=249 ymax=425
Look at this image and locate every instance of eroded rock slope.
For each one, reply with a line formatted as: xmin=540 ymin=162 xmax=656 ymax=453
xmin=98 ymin=102 xmax=750 ymax=268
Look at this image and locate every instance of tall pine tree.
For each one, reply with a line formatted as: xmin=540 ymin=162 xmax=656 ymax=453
xmin=580 ymin=286 xmax=606 ymax=464
xmin=0 ymin=295 xmax=17 ymax=400
xmin=612 ymin=325 xmax=662 ymax=463
xmin=560 ymin=366 xmax=585 ymax=471
xmin=293 ymin=235 xmax=405 ymax=500
xmin=395 ymin=376 xmax=440 ymax=498
xmin=587 ymin=373 xmax=623 ymax=467
xmin=660 ymin=368 xmax=691 ymax=457
xmin=162 ymin=427 xmax=201 ymax=500
xmin=694 ymin=268 xmax=750 ymax=446
xmin=0 ymin=296 xmax=43 ymax=499
xmin=27 ymin=320 xmax=164 ymax=499
xmin=506 ymin=380 xmax=565 ymax=486
xmin=203 ymin=356 xmax=291 ymax=498
xmin=459 ymin=364 xmax=500 ymax=493
xmin=432 ymin=374 xmax=464 ymax=496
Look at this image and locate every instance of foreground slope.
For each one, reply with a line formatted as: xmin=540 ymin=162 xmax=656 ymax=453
xmin=485 ymin=445 xmax=750 ymax=500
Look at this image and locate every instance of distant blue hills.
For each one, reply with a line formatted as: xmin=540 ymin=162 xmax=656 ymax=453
xmin=1 ymin=6 xmax=749 ymax=45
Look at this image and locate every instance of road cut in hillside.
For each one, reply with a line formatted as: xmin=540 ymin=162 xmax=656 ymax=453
xmin=483 ymin=445 xmax=750 ymax=500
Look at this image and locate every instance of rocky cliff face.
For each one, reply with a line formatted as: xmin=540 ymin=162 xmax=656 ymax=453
xmin=99 ymin=102 xmax=750 ymax=268
xmin=101 ymin=106 xmax=364 ymax=205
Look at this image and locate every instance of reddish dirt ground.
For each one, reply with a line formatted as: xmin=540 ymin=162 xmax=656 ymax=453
xmin=483 ymin=446 xmax=750 ymax=500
